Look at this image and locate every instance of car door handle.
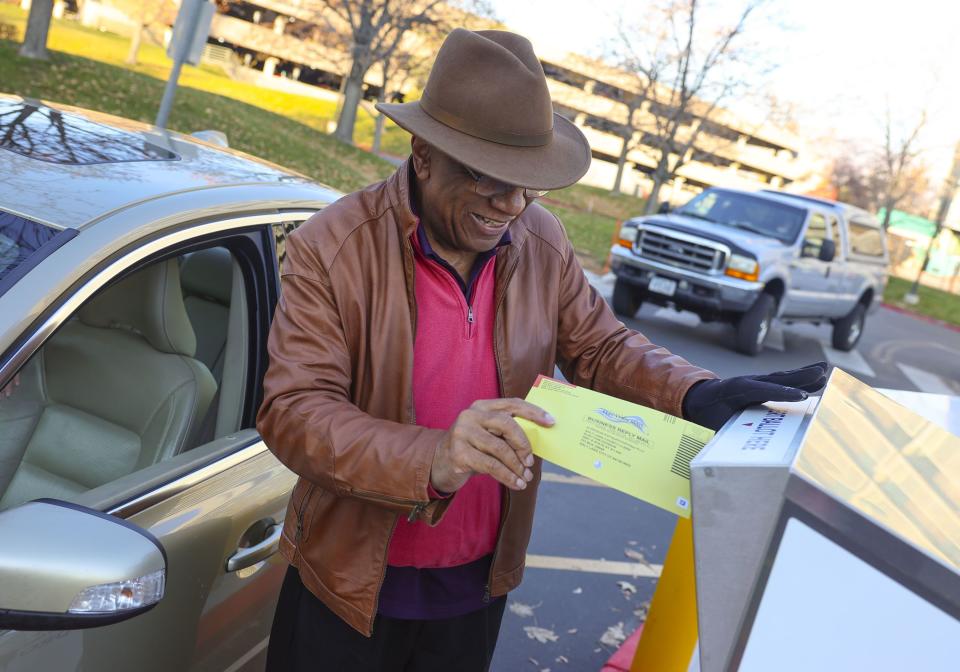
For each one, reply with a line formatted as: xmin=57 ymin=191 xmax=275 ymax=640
xmin=226 ymin=523 xmax=282 ymax=572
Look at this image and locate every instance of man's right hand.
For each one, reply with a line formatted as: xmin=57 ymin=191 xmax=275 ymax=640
xmin=431 ymin=398 xmax=555 ymax=493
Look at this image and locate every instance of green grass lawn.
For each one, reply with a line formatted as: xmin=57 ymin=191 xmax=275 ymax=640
xmin=884 ymin=276 xmax=960 ymax=327
xmin=0 ymin=4 xmax=644 ymax=268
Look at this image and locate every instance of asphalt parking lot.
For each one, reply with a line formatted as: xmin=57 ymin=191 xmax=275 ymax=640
xmin=491 ymin=273 xmax=959 ymax=672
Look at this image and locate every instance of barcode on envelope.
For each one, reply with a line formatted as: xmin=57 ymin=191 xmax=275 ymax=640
xmin=670 ymin=434 xmax=706 ymax=480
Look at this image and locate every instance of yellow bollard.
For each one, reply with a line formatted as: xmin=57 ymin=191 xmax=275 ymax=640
xmin=630 ymin=517 xmax=698 ymax=672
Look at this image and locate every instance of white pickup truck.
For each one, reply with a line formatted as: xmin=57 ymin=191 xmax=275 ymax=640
xmin=609 ymin=188 xmax=890 ymax=355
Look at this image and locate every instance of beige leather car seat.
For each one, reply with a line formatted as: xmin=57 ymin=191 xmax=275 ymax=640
xmin=179 ymin=246 xmax=249 ymax=440
xmin=0 ymin=259 xmax=216 ymax=509
xmin=180 ymin=247 xmax=233 ymax=382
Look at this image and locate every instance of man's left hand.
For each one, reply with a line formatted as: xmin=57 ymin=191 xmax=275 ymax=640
xmin=682 ymin=362 xmax=828 ymax=431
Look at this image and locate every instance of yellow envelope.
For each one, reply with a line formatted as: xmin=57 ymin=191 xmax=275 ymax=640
xmin=517 ymin=375 xmax=715 ymax=518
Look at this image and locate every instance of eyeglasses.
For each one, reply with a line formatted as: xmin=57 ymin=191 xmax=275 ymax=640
xmin=461 ymin=163 xmax=549 ymax=200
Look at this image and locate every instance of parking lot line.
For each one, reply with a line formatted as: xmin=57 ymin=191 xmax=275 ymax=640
xmin=820 ymin=343 xmax=877 ymax=378
xmin=525 ymin=553 xmax=662 ymax=578
xmin=897 ymin=363 xmax=957 ymax=395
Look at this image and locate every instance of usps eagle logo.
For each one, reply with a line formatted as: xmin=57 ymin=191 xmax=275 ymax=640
xmin=593 ymin=408 xmax=647 ymax=433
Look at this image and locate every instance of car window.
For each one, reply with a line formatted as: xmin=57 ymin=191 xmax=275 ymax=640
xmin=828 ymin=215 xmax=842 ymax=255
xmin=0 ymin=244 xmax=252 ymax=511
xmin=802 ymin=213 xmax=827 ymax=257
xmin=0 ymin=210 xmax=77 ymax=297
xmin=849 ymin=217 xmax=885 ymax=257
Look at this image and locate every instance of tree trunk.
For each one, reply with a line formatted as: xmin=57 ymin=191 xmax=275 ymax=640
xmin=881 ymin=198 xmax=895 ymax=229
xmin=646 ymin=176 xmax=664 ymax=214
xmin=126 ymin=23 xmax=145 ymax=65
xmin=334 ymin=59 xmax=367 ymax=145
xmin=611 ymin=135 xmax=629 ymax=194
xmin=372 ymin=109 xmax=386 ymax=155
xmin=18 ymin=0 xmax=54 ymax=60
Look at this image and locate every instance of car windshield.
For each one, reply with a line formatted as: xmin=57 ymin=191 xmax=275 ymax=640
xmin=676 ymin=190 xmax=807 ymax=243
xmin=0 ymin=210 xmax=74 ymax=297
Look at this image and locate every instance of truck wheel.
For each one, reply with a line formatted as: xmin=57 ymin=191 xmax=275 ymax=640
xmin=832 ymin=302 xmax=866 ymax=351
xmin=612 ymin=277 xmax=642 ymax=318
xmin=735 ymin=293 xmax=775 ymax=356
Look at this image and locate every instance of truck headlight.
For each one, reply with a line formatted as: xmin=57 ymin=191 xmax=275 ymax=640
xmin=617 ymin=225 xmax=637 ymax=250
xmin=725 ymin=254 xmax=759 ymax=281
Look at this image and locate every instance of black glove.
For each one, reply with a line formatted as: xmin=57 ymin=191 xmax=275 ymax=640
xmin=682 ymin=362 xmax=828 ymax=431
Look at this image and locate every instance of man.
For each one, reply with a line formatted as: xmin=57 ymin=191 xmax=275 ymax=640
xmin=257 ymin=28 xmax=826 ymax=671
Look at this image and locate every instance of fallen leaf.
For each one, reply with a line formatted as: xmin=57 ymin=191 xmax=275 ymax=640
xmin=617 ymin=580 xmax=637 ymax=594
xmin=524 ymin=626 xmax=559 ymax=644
xmin=509 ymin=601 xmax=537 ymax=618
xmin=567 ymin=628 xmax=578 ymax=634
xmin=627 ymin=540 xmax=639 ymax=546
xmin=593 ymin=647 xmax=602 ymax=653
xmin=556 ymin=655 xmax=570 ymax=663
xmin=600 ymin=622 xmax=627 ymax=647
xmin=540 ymin=669 xmax=551 ymax=672
xmin=624 ymin=548 xmax=651 ymax=566
xmin=634 ymin=600 xmax=651 ymax=621
xmin=528 ymin=657 xmax=539 ymax=666
xmin=572 ymin=587 xmax=583 ymax=594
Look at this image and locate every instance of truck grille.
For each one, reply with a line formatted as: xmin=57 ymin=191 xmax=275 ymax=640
xmin=636 ymin=229 xmax=726 ymax=273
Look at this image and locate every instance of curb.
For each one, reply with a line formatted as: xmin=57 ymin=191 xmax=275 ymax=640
xmin=880 ymin=302 xmax=960 ymax=334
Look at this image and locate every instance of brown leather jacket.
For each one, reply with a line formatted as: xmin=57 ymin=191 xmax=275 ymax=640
xmin=256 ymin=160 xmax=716 ymax=635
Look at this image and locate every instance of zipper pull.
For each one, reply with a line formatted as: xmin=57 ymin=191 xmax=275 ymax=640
xmin=482 ymin=585 xmax=491 ymax=603
xmin=467 ymin=305 xmax=475 ymax=324
xmin=407 ymin=502 xmax=427 ymax=522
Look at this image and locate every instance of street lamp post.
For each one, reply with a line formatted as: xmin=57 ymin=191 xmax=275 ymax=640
xmin=155 ymin=0 xmax=215 ymax=130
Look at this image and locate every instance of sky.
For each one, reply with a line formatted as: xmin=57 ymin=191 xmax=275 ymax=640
xmin=490 ymin=0 xmax=960 ymax=181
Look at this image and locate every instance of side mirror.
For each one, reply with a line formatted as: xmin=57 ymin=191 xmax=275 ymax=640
xmin=657 ymin=201 xmax=671 ymax=214
xmin=0 ymin=499 xmax=166 ymax=630
xmin=818 ymin=238 xmax=836 ymax=262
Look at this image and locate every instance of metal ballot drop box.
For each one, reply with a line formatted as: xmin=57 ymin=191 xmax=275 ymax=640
xmin=689 ymin=369 xmax=960 ymax=671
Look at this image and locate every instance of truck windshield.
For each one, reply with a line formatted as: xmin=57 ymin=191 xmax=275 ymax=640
xmin=676 ymin=190 xmax=807 ymax=243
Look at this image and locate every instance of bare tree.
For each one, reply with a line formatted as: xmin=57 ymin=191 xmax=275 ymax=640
xmin=126 ymin=1 xmax=176 ymax=65
xmin=876 ymin=105 xmax=928 ymax=229
xmin=18 ymin=0 xmax=53 ymax=60
xmin=827 ymin=149 xmax=884 ymax=211
xmin=606 ymin=0 xmax=774 ymax=210
xmin=371 ymin=49 xmax=418 ymax=154
xmin=299 ymin=0 xmax=448 ymax=145
xmin=368 ymin=3 xmax=495 ymax=154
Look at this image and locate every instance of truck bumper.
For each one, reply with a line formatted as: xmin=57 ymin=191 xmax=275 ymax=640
xmin=610 ymin=247 xmax=764 ymax=317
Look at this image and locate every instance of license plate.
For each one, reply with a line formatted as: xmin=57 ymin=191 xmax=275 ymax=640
xmin=648 ymin=276 xmax=677 ymax=297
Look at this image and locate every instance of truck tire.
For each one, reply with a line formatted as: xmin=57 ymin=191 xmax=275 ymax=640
xmin=832 ymin=302 xmax=866 ymax=351
xmin=612 ymin=277 xmax=642 ymax=318
xmin=735 ymin=293 xmax=775 ymax=356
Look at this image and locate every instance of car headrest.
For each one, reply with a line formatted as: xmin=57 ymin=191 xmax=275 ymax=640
xmin=78 ymin=259 xmax=197 ymax=357
xmin=180 ymin=247 xmax=234 ymax=306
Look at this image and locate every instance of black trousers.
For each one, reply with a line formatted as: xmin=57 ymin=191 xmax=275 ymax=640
xmin=266 ymin=565 xmax=507 ymax=672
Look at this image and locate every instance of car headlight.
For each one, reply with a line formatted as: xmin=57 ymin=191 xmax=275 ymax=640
xmin=725 ymin=254 xmax=759 ymax=281
xmin=617 ymin=225 xmax=638 ymax=250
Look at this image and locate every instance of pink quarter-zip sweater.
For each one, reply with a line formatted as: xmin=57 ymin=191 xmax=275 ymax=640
xmin=386 ymin=225 xmax=504 ymax=569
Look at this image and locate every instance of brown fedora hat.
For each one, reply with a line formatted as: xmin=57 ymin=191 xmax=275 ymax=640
xmin=376 ymin=29 xmax=592 ymax=191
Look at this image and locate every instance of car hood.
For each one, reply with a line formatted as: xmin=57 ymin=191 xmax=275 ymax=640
xmin=634 ymin=213 xmax=790 ymax=258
